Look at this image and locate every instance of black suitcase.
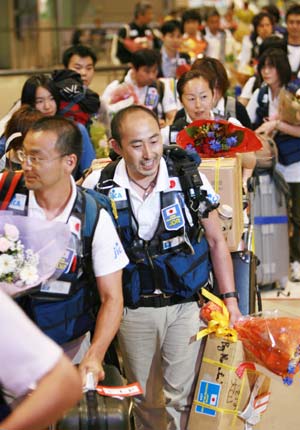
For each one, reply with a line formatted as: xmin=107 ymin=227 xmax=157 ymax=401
xmin=56 ymin=364 xmax=132 ymax=430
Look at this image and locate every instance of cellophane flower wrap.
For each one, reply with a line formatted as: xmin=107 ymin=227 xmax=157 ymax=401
xmin=176 ymin=119 xmax=262 ymax=158
xmin=234 ymin=310 xmax=300 ymax=385
xmin=278 ymin=79 xmax=300 ymax=125
xmin=0 ymin=214 xmax=70 ymax=297
xmin=108 ymin=82 xmax=139 ymax=114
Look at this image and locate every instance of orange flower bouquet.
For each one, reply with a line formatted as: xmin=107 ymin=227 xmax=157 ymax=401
xmin=234 ymin=311 xmax=300 ymax=385
xmin=197 ymin=289 xmax=300 ymax=385
xmin=176 ymin=119 xmax=262 ymax=158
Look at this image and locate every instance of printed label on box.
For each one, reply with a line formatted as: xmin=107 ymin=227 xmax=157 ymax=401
xmin=195 ymin=380 xmax=221 ymax=416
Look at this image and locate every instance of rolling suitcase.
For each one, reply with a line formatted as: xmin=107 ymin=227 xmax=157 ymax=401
xmin=56 ymin=364 xmax=132 ymax=430
xmin=231 ymin=250 xmax=260 ymax=315
xmin=250 ymin=169 xmax=289 ymax=287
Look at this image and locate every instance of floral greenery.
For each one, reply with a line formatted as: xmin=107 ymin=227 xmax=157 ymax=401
xmin=184 ymin=122 xmax=244 ymax=156
xmin=0 ymin=223 xmax=39 ymax=286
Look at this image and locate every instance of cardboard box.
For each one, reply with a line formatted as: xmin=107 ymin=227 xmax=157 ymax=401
xmin=199 ymin=157 xmax=243 ymax=251
xmin=188 ymin=336 xmax=271 ymax=430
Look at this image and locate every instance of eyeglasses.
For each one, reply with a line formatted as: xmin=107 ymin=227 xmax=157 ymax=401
xmin=16 ymin=150 xmax=67 ymax=167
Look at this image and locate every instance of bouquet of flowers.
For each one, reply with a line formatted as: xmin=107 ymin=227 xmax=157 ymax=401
xmin=176 ymin=119 xmax=262 ymax=158
xmin=278 ymin=79 xmax=300 ymax=126
xmin=107 ymin=82 xmax=139 ymax=116
xmin=234 ymin=311 xmax=300 ymax=385
xmin=0 ymin=214 xmax=70 ymax=297
xmin=197 ymin=289 xmax=300 ymax=385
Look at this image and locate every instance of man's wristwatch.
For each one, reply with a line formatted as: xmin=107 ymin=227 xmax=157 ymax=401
xmin=220 ymin=291 xmax=239 ymax=301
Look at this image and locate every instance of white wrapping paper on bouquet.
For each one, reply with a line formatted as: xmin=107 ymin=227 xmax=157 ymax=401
xmin=0 ymin=214 xmax=70 ymax=297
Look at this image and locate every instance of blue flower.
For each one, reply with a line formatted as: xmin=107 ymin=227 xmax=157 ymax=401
xmin=207 ymin=131 xmax=215 ymax=138
xmin=210 ymin=139 xmax=222 ymax=151
xmin=226 ymin=136 xmax=238 ymax=147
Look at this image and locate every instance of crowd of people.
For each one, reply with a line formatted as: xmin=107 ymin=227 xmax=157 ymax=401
xmin=1 ymin=1 xmax=300 ymax=430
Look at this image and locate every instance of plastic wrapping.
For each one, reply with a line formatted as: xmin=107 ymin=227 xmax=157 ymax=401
xmin=0 ymin=214 xmax=70 ymax=297
xmin=278 ymin=86 xmax=300 ymax=126
xmin=234 ymin=310 xmax=300 ymax=385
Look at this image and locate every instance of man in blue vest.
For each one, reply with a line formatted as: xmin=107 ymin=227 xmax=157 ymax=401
xmin=1 ymin=116 xmax=129 ymax=386
xmin=83 ymin=105 xmax=241 ymax=429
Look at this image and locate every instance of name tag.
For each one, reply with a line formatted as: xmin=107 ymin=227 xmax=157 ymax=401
xmin=8 ymin=193 xmax=27 ymax=211
xmin=40 ymin=280 xmax=71 ymax=295
xmin=109 ymin=187 xmax=126 ymax=202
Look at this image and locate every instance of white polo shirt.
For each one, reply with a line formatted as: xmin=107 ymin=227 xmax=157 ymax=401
xmin=102 ymin=69 xmax=177 ymax=118
xmin=83 ymin=157 xmax=219 ymax=240
xmin=27 ymin=176 xmax=129 ymax=277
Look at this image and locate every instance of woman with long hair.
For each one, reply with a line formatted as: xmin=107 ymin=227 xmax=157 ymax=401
xmin=247 ymin=48 xmax=300 ymax=282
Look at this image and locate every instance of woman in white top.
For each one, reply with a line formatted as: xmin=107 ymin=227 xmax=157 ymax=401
xmin=161 ymin=69 xmax=256 ymax=176
xmin=247 ymin=48 xmax=300 ymax=281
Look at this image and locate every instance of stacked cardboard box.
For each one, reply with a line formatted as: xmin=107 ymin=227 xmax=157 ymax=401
xmin=199 ymin=157 xmax=243 ymax=251
xmin=188 ymin=336 xmax=271 ymax=430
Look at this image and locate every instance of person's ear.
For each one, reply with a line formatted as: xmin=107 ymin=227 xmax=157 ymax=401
xmin=110 ymin=138 xmax=122 ymax=156
xmin=64 ymin=154 xmax=77 ymax=171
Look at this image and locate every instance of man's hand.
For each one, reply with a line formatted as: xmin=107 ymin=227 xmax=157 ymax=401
xmin=225 ymin=298 xmax=242 ymax=326
xmin=79 ymin=353 xmax=105 ymax=387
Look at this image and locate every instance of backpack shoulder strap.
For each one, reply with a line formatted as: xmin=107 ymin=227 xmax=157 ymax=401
xmin=163 ymin=145 xmax=204 ymax=225
xmin=255 ymin=85 xmax=269 ymax=127
xmin=0 ymin=170 xmax=24 ymax=210
xmin=225 ymin=96 xmax=236 ymax=119
xmin=156 ymin=79 xmax=165 ymax=103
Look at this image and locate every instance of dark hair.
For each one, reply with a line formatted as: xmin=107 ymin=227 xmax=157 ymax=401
xmin=71 ymin=29 xmax=91 ymax=46
xmin=205 ymin=8 xmax=220 ymax=20
xmin=4 ymin=105 xmax=44 ymax=152
xmin=177 ymin=69 xmax=215 ymax=101
xmin=131 ymin=49 xmax=161 ymax=70
xmin=62 ymin=44 xmax=97 ymax=68
xmin=262 ymin=5 xmax=280 ymax=24
xmin=160 ymin=19 xmax=182 ymax=36
xmin=286 ymin=4 xmax=300 ymax=20
xmin=182 ymin=9 xmax=202 ymax=26
xmin=258 ymin=35 xmax=287 ymax=57
xmin=134 ymin=1 xmax=152 ymax=19
xmin=252 ymin=12 xmax=274 ymax=35
xmin=191 ymin=57 xmax=229 ymax=96
xmin=21 ymin=74 xmax=60 ymax=111
xmin=257 ymin=48 xmax=291 ymax=86
xmin=111 ymin=105 xmax=159 ymax=147
xmin=28 ymin=116 xmax=82 ymax=168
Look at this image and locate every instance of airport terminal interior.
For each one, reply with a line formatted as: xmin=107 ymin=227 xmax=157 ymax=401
xmin=1 ymin=1 xmax=300 ymax=429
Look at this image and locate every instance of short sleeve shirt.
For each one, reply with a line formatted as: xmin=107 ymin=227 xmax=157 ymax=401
xmin=28 ymin=176 xmax=129 ymax=277
xmin=0 ymin=289 xmax=62 ymax=397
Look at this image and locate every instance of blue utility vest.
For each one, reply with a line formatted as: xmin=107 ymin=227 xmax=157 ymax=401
xmin=256 ymin=85 xmax=300 ymax=166
xmin=97 ymin=158 xmax=210 ymax=307
xmin=5 ymin=176 xmax=100 ymax=345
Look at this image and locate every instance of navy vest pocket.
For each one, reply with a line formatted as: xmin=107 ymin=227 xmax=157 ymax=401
xmin=164 ymin=241 xmax=209 ymax=297
xmin=29 ymin=287 xmax=97 ymax=345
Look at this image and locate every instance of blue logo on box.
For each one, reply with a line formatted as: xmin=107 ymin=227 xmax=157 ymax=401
xmin=195 ymin=380 xmax=221 ymax=416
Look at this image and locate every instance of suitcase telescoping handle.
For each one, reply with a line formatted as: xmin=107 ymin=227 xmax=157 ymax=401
xmin=84 ymin=372 xmax=96 ymax=391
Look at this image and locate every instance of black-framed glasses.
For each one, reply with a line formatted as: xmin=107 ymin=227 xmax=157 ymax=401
xmin=16 ymin=150 xmax=67 ymax=167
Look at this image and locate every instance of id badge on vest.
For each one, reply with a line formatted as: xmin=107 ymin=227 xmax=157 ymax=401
xmin=40 ymin=217 xmax=82 ymax=295
xmin=145 ymin=86 xmax=159 ymax=109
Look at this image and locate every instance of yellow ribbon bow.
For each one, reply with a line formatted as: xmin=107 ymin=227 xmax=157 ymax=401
xmin=196 ymin=288 xmax=238 ymax=342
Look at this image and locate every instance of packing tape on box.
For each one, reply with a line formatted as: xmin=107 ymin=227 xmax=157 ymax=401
xmin=193 ymin=362 xmax=248 ymax=419
xmin=214 ymin=158 xmax=221 ymax=194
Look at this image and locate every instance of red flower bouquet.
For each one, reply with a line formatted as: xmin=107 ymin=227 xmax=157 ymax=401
xmin=176 ymin=119 xmax=262 ymax=158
